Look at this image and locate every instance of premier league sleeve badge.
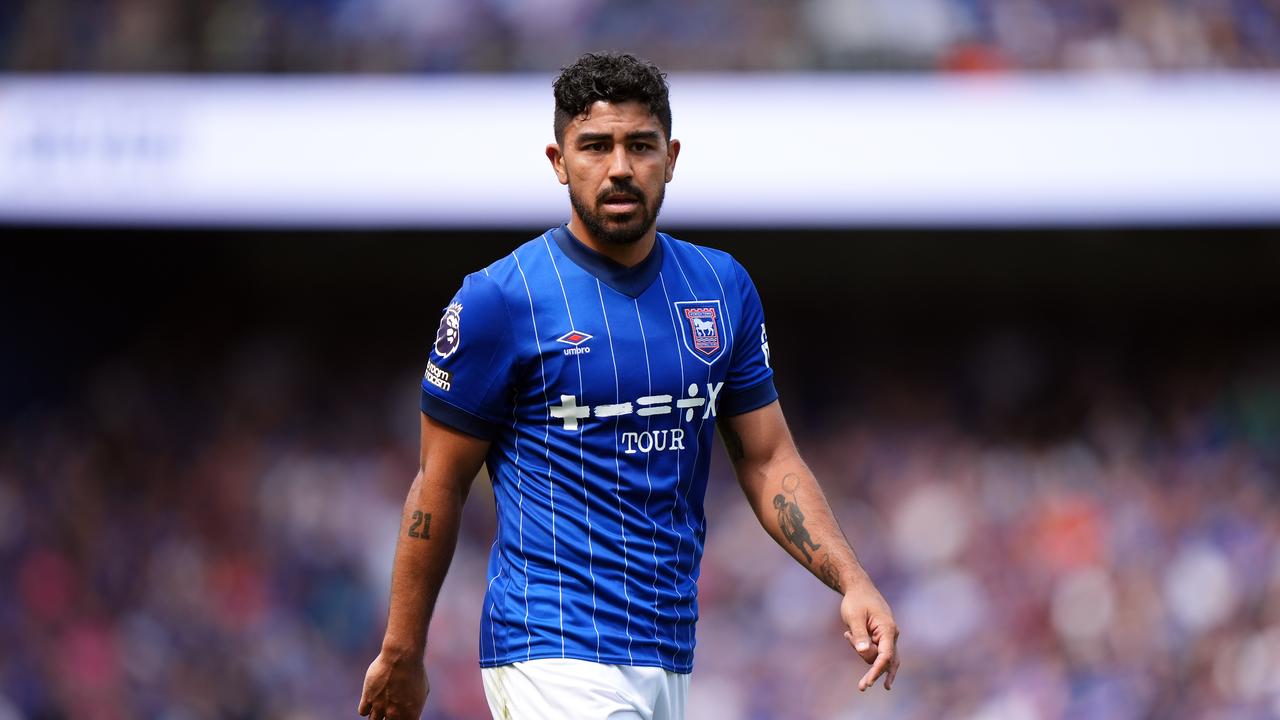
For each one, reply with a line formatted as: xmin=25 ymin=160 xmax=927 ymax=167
xmin=433 ymin=302 xmax=463 ymax=359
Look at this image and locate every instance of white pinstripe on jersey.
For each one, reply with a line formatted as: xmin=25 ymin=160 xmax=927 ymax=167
xmin=542 ymin=236 xmax=603 ymax=660
xmin=662 ymin=237 xmax=719 ymax=652
xmin=513 ymin=243 xmax=566 ymax=657
xmin=691 ymin=245 xmax=736 ymax=352
xmin=655 ymin=270 xmax=693 ymax=643
xmin=595 ymin=278 xmax=637 ymax=663
xmin=632 ymin=296 xmax=669 ymax=666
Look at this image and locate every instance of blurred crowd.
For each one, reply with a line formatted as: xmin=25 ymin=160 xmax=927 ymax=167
xmin=2 ymin=0 xmax=1278 ymax=73
xmin=3 ymin=328 xmax=1280 ymax=719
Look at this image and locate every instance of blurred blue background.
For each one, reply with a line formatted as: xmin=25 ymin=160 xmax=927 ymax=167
xmin=2 ymin=2 xmax=1280 ymax=720
xmin=3 ymin=0 xmax=1279 ymax=72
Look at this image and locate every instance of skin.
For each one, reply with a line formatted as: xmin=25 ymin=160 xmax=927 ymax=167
xmin=546 ymin=99 xmax=680 ymax=268
xmin=359 ymin=101 xmax=898 ymax=718
xmin=358 ymin=414 xmax=489 ymax=720
xmin=720 ymin=401 xmax=901 ymax=692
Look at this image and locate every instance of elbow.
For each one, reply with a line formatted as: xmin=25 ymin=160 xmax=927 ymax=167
xmin=757 ymin=441 xmax=800 ymax=478
xmin=736 ymin=443 xmax=798 ymax=496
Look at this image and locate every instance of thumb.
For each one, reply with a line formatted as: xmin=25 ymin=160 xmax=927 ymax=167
xmin=844 ymin=626 xmax=876 ymax=663
xmin=358 ymin=664 xmax=376 ymax=716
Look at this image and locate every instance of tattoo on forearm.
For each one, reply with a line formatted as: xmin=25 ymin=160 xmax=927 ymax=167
xmin=720 ymin=424 xmax=745 ymax=461
xmin=818 ymin=553 xmax=842 ymax=593
xmin=774 ymin=476 xmax=822 ymax=564
xmin=407 ymin=510 xmax=432 ymax=539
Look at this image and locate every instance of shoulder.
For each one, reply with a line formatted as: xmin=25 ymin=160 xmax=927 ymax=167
xmin=659 ymin=232 xmax=752 ymax=286
xmin=447 ymin=236 xmax=544 ymax=333
xmin=463 ymin=231 xmax=561 ymax=307
xmin=659 ymin=231 xmax=737 ymax=267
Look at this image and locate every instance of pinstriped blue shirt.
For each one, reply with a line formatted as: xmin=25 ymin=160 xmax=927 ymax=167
xmin=420 ymin=225 xmax=777 ymax=673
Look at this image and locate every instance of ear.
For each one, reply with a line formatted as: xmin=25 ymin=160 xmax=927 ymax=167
xmin=547 ymin=143 xmax=569 ymax=185
xmin=665 ymin=138 xmax=681 ymax=183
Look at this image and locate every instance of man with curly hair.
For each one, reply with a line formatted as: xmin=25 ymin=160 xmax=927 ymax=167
xmin=359 ymin=52 xmax=899 ymax=720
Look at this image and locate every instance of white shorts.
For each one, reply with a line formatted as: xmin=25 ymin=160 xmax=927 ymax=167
xmin=481 ymin=658 xmax=689 ymax=720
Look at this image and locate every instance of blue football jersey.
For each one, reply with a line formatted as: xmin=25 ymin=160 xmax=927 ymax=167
xmin=419 ymin=225 xmax=776 ymax=673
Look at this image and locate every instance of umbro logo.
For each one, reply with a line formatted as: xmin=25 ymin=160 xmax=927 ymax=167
xmin=556 ymin=330 xmax=593 ymax=356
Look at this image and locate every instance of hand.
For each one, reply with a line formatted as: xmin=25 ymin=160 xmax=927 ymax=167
xmin=358 ymin=649 xmax=428 ymax=720
xmin=840 ymin=582 xmax=900 ymax=692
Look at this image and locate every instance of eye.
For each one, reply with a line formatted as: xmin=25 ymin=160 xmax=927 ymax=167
xmin=584 ymin=142 xmax=607 ymax=152
xmin=630 ymin=142 xmax=653 ymax=153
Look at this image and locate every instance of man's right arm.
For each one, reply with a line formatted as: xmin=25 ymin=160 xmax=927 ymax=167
xmin=358 ymin=412 xmax=491 ymax=720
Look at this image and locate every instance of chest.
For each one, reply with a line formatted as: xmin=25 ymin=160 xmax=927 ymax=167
xmin=518 ymin=275 xmax=734 ymax=433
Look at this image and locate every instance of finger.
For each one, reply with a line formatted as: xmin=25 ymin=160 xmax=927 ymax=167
xmin=843 ymin=630 xmax=876 ymax=664
xmin=844 ymin=626 xmax=875 ymax=663
xmin=860 ymin=629 xmax=898 ymax=691
xmin=885 ymin=651 xmax=900 ymax=690
xmin=859 ymin=651 xmax=891 ymax=692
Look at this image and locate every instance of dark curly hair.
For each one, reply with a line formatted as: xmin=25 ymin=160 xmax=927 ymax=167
xmin=553 ymin=52 xmax=672 ymax=144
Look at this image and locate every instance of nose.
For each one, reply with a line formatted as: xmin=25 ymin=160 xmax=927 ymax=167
xmin=607 ymin=145 xmax=632 ymax=181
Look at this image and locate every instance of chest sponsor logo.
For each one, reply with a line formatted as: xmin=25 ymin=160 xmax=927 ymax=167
xmin=555 ymin=329 xmax=593 ymax=356
xmin=549 ymin=382 xmax=723 ymax=429
xmin=549 ymin=382 xmax=724 ymax=455
xmin=621 ymin=428 xmax=685 ymax=455
xmin=674 ymin=300 xmax=726 ymax=366
xmin=433 ymin=302 xmax=463 ymax=359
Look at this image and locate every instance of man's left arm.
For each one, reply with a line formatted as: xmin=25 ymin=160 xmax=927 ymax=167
xmin=719 ymin=400 xmax=900 ymax=692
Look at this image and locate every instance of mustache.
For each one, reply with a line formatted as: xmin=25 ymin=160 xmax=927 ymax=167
xmin=596 ymin=181 xmax=645 ymax=205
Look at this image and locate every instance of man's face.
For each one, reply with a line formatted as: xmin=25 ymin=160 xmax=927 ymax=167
xmin=548 ymin=100 xmax=680 ymax=247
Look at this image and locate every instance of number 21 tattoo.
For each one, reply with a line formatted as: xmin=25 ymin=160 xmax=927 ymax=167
xmin=407 ymin=510 xmax=432 ymax=539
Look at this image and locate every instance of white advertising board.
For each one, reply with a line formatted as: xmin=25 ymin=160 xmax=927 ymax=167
xmin=1 ymin=74 xmax=1277 ymax=227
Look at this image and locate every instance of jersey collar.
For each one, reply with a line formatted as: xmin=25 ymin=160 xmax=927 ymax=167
xmin=552 ymin=224 xmax=664 ymax=298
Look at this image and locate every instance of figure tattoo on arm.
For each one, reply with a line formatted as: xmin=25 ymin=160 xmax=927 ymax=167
xmin=774 ymin=474 xmax=822 ymax=564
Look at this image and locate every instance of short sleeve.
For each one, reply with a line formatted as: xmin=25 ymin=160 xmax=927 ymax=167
xmin=719 ymin=259 xmax=778 ymax=416
xmin=420 ymin=272 xmax=516 ymax=439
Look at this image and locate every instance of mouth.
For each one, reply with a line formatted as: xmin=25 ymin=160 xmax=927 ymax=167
xmin=601 ymin=194 xmax=641 ymax=214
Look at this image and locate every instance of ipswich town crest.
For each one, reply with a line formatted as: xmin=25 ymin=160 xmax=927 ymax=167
xmin=674 ymin=300 xmax=726 ymax=366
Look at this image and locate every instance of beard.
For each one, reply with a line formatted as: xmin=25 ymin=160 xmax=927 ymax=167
xmin=568 ymin=179 xmax=666 ymax=247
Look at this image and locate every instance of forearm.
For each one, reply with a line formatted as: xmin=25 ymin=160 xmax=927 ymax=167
xmin=722 ymin=420 xmax=869 ymax=594
xmin=719 ymin=405 xmax=900 ymax=690
xmin=380 ymin=468 xmax=467 ymax=657
xmin=753 ymin=460 xmax=867 ymax=592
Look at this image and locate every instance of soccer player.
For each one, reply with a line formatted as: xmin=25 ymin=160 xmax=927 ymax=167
xmin=358 ymin=52 xmax=900 ymax=720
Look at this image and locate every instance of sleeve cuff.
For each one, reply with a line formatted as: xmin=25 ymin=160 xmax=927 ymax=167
xmin=718 ymin=377 xmax=779 ymax=417
xmin=420 ymin=389 xmax=501 ymax=440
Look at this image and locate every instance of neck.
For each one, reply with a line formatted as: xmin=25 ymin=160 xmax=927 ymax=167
xmin=567 ymin=216 xmax=657 ymax=268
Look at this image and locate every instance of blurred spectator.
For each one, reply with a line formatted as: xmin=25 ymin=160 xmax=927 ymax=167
xmin=3 ymin=325 xmax=1280 ymax=718
xmin=2 ymin=0 xmax=1278 ymax=73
